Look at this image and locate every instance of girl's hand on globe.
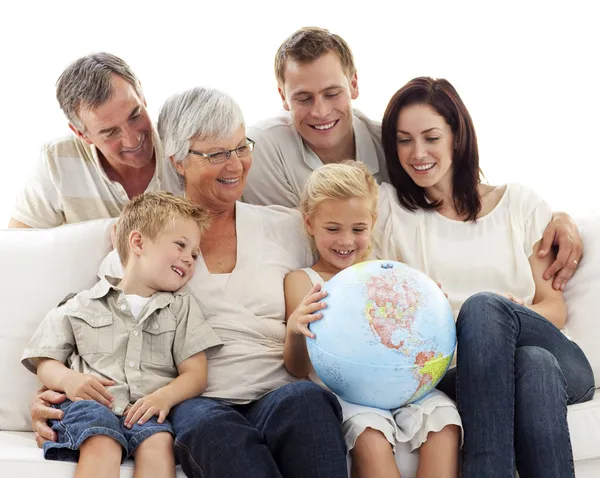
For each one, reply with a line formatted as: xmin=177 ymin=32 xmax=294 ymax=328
xmin=436 ymin=282 xmax=449 ymax=298
xmin=289 ymin=283 xmax=328 ymax=339
xmin=503 ymin=292 xmax=525 ymax=306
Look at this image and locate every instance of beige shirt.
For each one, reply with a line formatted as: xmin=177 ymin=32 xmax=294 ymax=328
xmin=12 ymin=130 xmax=184 ymax=228
xmin=22 ymin=276 xmax=222 ymax=415
xmin=374 ymin=182 xmax=553 ymax=319
xmin=244 ymin=109 xmax=389 ymax=208
xmin=99 ymin=202 xmax=315 ymax=404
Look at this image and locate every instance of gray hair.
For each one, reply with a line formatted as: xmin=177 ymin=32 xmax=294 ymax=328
xmin=56 ymin=52 xmax=144 ymax=132
xmin=157 ymin=87 xmax=245 ymax=165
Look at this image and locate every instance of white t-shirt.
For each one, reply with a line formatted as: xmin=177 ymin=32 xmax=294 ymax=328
xmin=244 ymin=109 xmax=388 ymax=208
xmin=375 ymin=182 xmax=553 ymax=319
xmin=124 ymin=294 xmax=151 ymax=320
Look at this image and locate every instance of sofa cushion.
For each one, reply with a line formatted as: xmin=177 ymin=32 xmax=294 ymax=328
xmin=0 ymin=219 xmax=114 ymax=431
xmin=564 ymin=212 xmax=600 ymax=384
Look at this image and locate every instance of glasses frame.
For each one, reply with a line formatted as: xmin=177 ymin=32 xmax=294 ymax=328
xmin=188 ymin=137 xmax=255 ymax=164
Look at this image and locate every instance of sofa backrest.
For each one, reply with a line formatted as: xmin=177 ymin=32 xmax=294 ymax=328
xmin=0 ymin=219 xmax=113 ymax=431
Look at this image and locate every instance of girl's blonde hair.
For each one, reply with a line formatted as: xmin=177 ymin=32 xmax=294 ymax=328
xmin=300 ymin=161 xmax=379 ymax=255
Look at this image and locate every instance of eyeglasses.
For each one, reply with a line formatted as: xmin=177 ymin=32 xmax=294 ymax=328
xmin=188 ymin=138 xmax=255 ymax=164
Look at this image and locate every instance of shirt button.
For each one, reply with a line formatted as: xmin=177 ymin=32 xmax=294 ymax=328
xmin=120 ymin=304 xmax=127 ymax=311
xmin=153 ymin=323 xmax=159 ymax=330
xmin=133 ymin=330 xmax=139 ymax=336
xmin=114 ymin=406 xmax=122 ymax=413
xmin=129 ymin=361 xmax=135 ymax=368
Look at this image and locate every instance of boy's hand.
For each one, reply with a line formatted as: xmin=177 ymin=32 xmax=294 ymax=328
xmin=124 ymin=389 xmax=172 ymax=428
xmin=288 ymin=283 xmax=327 ymax=339
xmin=64 ymin=371 xmax=115 ymax=407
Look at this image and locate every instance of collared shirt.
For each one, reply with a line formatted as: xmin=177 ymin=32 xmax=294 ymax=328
xmin=22 ymin=277 xmax=222 ymax=415
xmin=243 ymin=109 xmax=389 ymax=208
xmin=12 ymin=129 xmax=184 ymax=228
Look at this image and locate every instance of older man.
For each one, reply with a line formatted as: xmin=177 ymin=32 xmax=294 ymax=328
xmin=9 ymin=52 xmax=182 ymax=229
xmin=244 ymin=26 xmax=582 ymax=291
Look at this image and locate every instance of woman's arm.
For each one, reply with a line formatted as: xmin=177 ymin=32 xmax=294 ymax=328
xmin=283 ymin=271 xmax=326 ymax=378
xmin=529 ymin=240 xmax=568 ymax=329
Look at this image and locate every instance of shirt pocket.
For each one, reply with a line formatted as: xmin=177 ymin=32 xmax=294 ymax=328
xmin=70 ymin=315 xmax=114 ymax=356
xmin=141 ymin=317 xmax=177 ymax=366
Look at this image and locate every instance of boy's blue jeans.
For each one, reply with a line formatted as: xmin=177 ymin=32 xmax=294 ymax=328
xmin=44 ymin=399 xmax=174 ymax=461
xmin=437 ymin=292 xmax=594 ymax=478
xmin=170 ymin=380 xmax=347 ymax=478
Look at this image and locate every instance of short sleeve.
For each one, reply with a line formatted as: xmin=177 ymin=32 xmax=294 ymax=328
xmin=21 ymin=305 xmax=76 ymax=374
xmin=171 ymin=293 xmax=222 ymax=366
xmin=512 ymin=184 xmax=553 ymax=258
xmin=12 ymin=144 xmax=65 ymax=228
xmin=243 ymin=126 xmax=300 ymax=208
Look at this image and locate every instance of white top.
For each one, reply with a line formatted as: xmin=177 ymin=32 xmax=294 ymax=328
xmin=99 ymin=201 xmax=315 ymax=404
xmin=375 ymin=182 xmax=553 ymax=320
xmin=124 ymin=294 xmax=151 ymax=320
xmin=243 ymin=109 xmax=389 ymax=208
xmin=211 ymin=273 xmax=231 ymax=289
xmin=12 ymin=130 xmax=184 ymax=228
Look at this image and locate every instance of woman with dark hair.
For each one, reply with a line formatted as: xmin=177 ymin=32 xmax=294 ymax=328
xmin=376 ymin=77 xmax=595 ymax=478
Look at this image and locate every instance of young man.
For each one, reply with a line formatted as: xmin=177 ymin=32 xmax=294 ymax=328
xmin=21 ymin=191 xmax=222 ymax=478
xmin=9 ymin=53 xmax=183 ymax=229
xmin=245 ymin=27 xmax=387 ymax=209
xmin=244 ymin=26 xmax=582 ymax=291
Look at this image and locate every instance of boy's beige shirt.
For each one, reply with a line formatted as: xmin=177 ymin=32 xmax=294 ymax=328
xmin=22 ymin=277 xmax=222 ymax=415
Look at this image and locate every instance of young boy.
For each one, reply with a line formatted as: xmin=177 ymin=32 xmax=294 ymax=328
xmin=21 ymin=191 xmax=222 ymax=478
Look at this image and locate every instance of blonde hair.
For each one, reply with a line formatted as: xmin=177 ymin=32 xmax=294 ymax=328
xmin=300 ymin=161 xmax=379 ymax=255
xmin=274 ymin=27 xmax=357 ymax=87
xmin=115 ymin=191 xmax=210 ymax=266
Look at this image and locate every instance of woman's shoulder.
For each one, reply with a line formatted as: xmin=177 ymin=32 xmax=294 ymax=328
xmin=238 ymin=201 xmax=302 ymax=223
xmin=505 ymin=183 xmax=552 ymax=217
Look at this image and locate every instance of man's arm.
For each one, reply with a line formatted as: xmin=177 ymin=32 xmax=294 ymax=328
xmin=538 ymin=211 xmax=583 ymax=291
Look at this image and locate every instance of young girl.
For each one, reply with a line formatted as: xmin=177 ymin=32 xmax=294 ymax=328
xmin=283 ymin=161 xmax=462 ymax=478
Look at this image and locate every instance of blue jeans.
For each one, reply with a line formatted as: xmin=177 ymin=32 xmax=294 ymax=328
xmin=170 ymin=380 xmax=347 ymax=478
xmin=437 ymin=292 xmax=594 ymax=478
xmin=44 ymin=399 xmax=174 ymax=462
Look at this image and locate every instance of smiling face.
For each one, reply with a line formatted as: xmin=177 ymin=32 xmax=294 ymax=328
xmin=140 ymin=217 xmax=202 ymax=293
xmin=306 ymin=197 xmax=374 ymax=273
xmin=279 ymin=51 xmax=358 ymax=161
xmin=395 ymin=103 xmax=455 ymax=193
xmin=172 ymin=125 xmax=251 ymax=213
xmin=74 ymin=75 xmax=154 ymax=174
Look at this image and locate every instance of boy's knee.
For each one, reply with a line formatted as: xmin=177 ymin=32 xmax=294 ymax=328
xmin=134 ymin=432 xmax=174 ymax=457
xmin=80 ymin=434 xmax=123 ymax=455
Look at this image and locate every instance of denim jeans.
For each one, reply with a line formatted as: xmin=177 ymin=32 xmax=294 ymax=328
xmin=170 ymin=380 xmax=347 ymax=478
xmin=44 ymin=399 xmax=174 ymax=462
xmin=438 ymin=292 xmax=594 ymax=478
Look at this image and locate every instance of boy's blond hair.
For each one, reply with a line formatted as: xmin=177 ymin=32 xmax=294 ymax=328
xmin=115 ymin=192 xmax=210 ymax=266
xmin=300 ymin=161 xmax=379 ymax=255
xmin=274 ymin=27 xmax=357 ymax=87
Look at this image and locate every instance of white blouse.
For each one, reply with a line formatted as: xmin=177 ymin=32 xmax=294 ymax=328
xmin=375 ymin=182 xmax=552 ymax=320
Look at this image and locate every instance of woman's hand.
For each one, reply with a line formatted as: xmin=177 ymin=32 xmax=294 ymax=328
xmin=287 ymin=283 xmax=327 ymax=339
xmin=30 ymin=388 xmax=66 ymax=448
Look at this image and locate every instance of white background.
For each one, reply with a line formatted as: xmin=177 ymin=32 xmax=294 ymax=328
xmin=0 ymin=0 xmax=598 ymax=225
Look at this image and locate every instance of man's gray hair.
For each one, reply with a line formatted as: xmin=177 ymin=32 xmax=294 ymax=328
xmin=56 ymin=52 xmax=144 ymax=132
xmin=157 ymin=87 xmax=245 ymax=165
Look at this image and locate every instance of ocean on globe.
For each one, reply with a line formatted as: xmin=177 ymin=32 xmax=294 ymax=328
xmin=307 ymin=260 xmax=456 ymax=410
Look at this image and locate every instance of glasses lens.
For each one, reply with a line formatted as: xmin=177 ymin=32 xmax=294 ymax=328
xmin=236 ymin=145 xmax=251 ymax=157
xmin=208 ymin=151 xmax=228 ymax=164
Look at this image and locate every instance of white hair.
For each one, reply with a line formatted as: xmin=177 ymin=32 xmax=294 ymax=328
xmin=157 ymin=87 xmax=245 ymax=165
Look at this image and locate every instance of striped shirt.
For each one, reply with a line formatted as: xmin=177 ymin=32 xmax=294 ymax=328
xmin=12 ymin=131 xmax=183 ymax=228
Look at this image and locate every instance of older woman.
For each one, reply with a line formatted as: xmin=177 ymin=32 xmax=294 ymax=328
xmin=30 ymin=87 xmax=348 ymax=478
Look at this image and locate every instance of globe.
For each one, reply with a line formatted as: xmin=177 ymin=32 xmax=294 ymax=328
xmin=307 ymin=260 xmax=456 ymax=410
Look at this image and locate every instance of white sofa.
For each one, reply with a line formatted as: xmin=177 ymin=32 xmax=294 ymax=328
xmin=0 ymin=214 xmax=599 ymax=477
